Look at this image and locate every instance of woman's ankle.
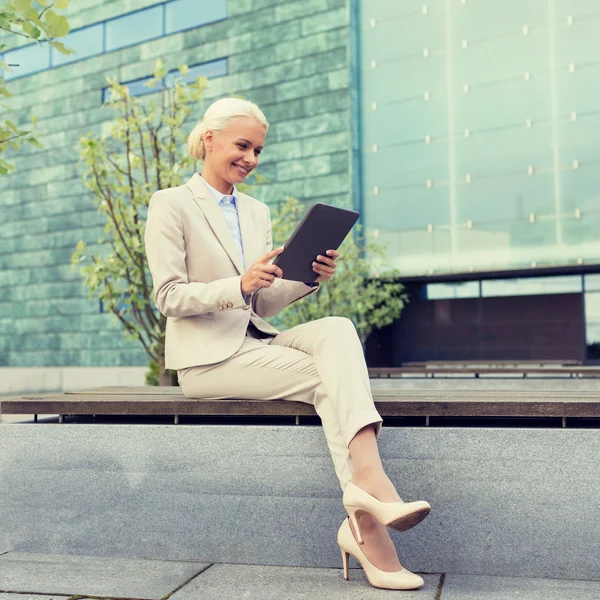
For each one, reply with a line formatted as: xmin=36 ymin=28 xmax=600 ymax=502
xmin=350 ymin=468 xmax=402 ymax=502
xmin=350 ymin=464 xmax=385 ymax=483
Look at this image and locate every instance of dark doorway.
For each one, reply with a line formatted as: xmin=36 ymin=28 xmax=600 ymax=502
xmin=365 ymin=291 xmax=585 ymax=366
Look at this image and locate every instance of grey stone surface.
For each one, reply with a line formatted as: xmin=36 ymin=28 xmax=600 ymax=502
xmin=440 ymin=574 xmax=600 ymax=599
xmin=169 ymin=564 xmax=441 ymax=599
xmin=1 ymin=424 xmax=599 ymax=580
xmin=0 ymin=552 xmax=208 ymax=599
xmin=0 ymin=596 xmax=66 ymax=600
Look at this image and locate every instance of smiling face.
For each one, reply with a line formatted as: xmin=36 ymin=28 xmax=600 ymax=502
xmin=202 ymin=115 xmax=266 ymax=194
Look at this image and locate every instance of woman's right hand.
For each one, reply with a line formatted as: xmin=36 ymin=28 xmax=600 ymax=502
xmin=241 ymin=246 xmax=285 ymax=295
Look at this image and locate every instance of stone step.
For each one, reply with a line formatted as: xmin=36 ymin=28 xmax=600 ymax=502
xmin=1 ymin=424 xmax=598 ymax=581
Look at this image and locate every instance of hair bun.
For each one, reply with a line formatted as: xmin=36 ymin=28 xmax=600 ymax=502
xmin=187 ymin=97 xmax=269 ymax=162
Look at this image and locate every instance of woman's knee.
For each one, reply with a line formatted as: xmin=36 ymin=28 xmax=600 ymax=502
xmin=320 ymin=316 xmax=357 ymax=336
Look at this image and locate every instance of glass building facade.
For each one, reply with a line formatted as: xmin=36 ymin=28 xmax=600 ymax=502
xmin=2 ymin=0 xmax=599 ymax=374
xmin=359 ymin=0 xmax=600 ymax=277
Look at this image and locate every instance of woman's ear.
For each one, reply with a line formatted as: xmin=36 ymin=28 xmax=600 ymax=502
xmin=204 ymin=130 xmax=213 ymax=154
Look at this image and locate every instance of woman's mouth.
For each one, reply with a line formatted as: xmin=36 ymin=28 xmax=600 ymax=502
xmin=233 ymin=163 xmax=251 ymax=176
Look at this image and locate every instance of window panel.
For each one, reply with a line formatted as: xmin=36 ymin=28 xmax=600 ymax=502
xmin=456 ymin=171 xmax=555 ymax=224
xmin=362 ymin=9 xmax=445 ymax=63
xmin=555 ymin=14 xmax=600 ymax=65
xmin=556 ymin=65 xmax=600 ymax=115
xmin=427 ymin=281 xmax=480 ymax=300
xmin=362 ymin=53 xmax=447 ymax=103
xmin=104 ymin=59 xmax=229 ymax=102
xmin=560 ymin=169 xmax=600 ymax=212
xmin=585 ymin=293 xmax=600 ymax=346
xmin=453 ymin=34 xmax=549 ymax=86
xmin=482 ymin=276 xmax=582 ymax=297
xmin=363 ymin=140 xmax=449 ymax=191
xmin=585 ymin=275 xmax=600 ymax=292
xmin=166 ymin=0 xmax=227 ymax=34
xmin=3 ymin=42 xmax=49 ymax=80
xmin=52 ymin=24 xmax=104 ymax=66
xmin=556 ymin=116 xmax=600 ymax=164
xmin=362 ymin=94 xmax=448 ymax=146
xmin=126 ymin=76 xmax=156 ymax=97
xmin=105 ymin=5 xmax=163 ymax=52
xmin=453 ymin=0 xmax=548 ymax=40
xmin=164 ymin=58 xmax=228 ymax=87
xmin=391 ymin=228 xmax=452 ymax=273
xmin=364 ymin=186 xmax=451 ymax=233
xmin=561 ymin=212 xmax=600 ymax=261
xmin=455 ymin=127 xmax=554 ymax=178
xmin=554 ymin=0 xmax=599 ymax=18
xmin=454 ymin=76 xmax=553 ymax=132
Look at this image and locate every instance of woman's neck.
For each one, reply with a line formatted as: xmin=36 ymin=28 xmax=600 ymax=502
xmin=200 ymin=168 xmax=234 ymax=195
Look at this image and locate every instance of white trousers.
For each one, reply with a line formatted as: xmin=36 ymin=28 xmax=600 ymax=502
xmin=177 ymin=316 xmax=383 ymax=492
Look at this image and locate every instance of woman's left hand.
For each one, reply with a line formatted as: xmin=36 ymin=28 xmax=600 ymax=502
xmin=313 ymin=249 xmax=339 ymax=283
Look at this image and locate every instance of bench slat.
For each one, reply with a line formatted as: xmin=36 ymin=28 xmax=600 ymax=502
xmin=3 ymin=389 xmax=600 ymax=418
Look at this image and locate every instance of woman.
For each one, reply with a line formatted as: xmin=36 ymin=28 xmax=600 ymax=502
xmin=144 ymin=97 xmax=431 ymax=590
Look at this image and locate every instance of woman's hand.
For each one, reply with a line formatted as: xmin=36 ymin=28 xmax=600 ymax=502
xmin=313 ymin=249 xmax=339 ymax=283
xmin=241 ymin=246 xmax=284 ymax=295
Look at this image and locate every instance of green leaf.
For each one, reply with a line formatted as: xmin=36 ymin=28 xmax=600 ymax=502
xmin=0 ymin=159 xmax=11 ymax=175
xmin=45 ymin=12 xmax=69 ymax=37
xmin=49 ymin=39 xmax=72 ymax=54
xmin=13 ymin=0 xmax=32 ymax=15
xmin=55 ymin=0 xmax=70 ymax=9
xmin=27 ymin=137 xmax=44 ymax=148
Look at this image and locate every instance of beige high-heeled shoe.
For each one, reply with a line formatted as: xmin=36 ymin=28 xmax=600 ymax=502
xmin=338 ymin=517 xmax=425 ymax=590
xmin=343 ymin=480 xmax=431 ymax=545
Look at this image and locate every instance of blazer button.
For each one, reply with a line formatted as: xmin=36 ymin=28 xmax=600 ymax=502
xmin=227 ymin=302 xmax=233 ymax=308
xmin=218 ymin=305 xmax=223 ymax=310
xmin=243 ymin=305 xmax=250 ymax=310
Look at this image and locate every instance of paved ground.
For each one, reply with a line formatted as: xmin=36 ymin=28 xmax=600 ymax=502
xmin=0 ymin=552 xmax=599 ymax=599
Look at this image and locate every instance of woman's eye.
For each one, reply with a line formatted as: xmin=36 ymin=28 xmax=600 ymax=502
xmin=237 ymin=144 xmax=246 ymax=149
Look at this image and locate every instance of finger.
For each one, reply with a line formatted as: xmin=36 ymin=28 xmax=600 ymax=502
xmin=313 ymin=262 xmax=335 ymax=275
xmin=315 ymin=255 xmax=336 ymax=267
xmin=325 ymin=249 xmax=340 ymax=258
xmin=260 ymin=264 xmax=283 ymax=277
xmin=260 ymin=246 xmax=285 ymax=263
xmin=259 ymin=272 xmax=276 ymax=284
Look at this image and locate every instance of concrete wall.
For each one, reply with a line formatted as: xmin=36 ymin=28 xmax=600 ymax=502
xmin=0 ymin=0 xmax=353 ymax=374
xmin=1 ymin=423 xmax=598 ymax=579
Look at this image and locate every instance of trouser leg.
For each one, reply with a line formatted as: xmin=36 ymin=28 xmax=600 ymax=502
xmin=177 ymin=318 xmax=383 ymax=491
xmin=267 ymin=316 xmax=383 ymax=475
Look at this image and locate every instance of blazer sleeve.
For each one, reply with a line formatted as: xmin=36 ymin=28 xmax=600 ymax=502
xmin=144 ymin=190 xmax=248 ymax=318
xmin=251 ymin=203 xmax=320 ymax=319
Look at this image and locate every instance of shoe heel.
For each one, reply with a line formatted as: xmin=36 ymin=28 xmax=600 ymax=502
xmin=345 ymin=505 xmax=365 ymax=545
xmin=340 ymin=547 xmax=350 ymax=580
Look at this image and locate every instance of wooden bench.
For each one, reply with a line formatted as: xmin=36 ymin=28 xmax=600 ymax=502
xmin=3 ymin=385 xmax=600 ymax=427
xmin=402 ymin=359 xmax=582 ymax=367
xmin=368 ymin=366 xmax=600 ymax=378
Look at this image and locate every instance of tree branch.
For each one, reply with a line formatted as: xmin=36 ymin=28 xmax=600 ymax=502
xmin=91 ymin=162 xmax=141 ymax=269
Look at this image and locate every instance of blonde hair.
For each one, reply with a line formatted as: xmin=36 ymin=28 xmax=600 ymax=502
xmin=187 ymin=97 xmax=269 ymax=161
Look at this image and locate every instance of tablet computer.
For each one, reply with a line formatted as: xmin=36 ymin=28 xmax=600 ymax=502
xmin=272 ymin=202 xmax=360 ymax=282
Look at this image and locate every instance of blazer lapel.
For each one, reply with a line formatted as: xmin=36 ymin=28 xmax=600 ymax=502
xmin=186 ymin=173 xmax=244 ymax=275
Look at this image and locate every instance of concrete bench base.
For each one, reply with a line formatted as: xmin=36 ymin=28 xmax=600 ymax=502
xmin=1 ymin=423 xmax=597 ymax=580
